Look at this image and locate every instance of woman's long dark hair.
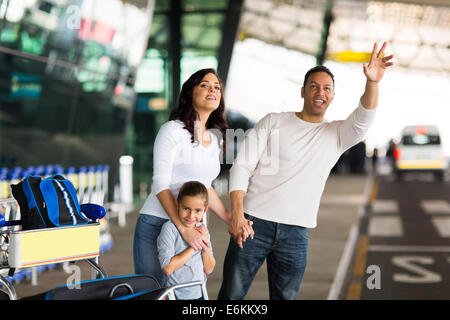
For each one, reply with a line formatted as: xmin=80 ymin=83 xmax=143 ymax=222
xmin=169 ymin=68 xmax=228 ymax=154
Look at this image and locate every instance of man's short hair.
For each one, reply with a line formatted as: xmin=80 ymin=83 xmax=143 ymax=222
xmin=303 ymin=65 xmax=335 ymax=89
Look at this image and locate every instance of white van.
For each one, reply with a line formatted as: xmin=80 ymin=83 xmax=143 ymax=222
xmin=394 ymin=125 xmax=447 ymax=181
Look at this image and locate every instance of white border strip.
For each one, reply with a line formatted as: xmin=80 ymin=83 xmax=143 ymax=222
xmin=326 ymin=174 xmax=374 ymax=300
xmin=326 ymin=224 xmax=358 ymax=300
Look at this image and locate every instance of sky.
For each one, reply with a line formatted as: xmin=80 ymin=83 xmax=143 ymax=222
xmin=225 ymin=38 xmax=450 ymax=155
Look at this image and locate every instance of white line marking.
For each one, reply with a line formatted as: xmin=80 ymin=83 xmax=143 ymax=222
xmin=372 ymin=199 xmax=399 ymax=214
xmin=327 ymin=175 xmax=374 ymax=300
xmin=327 ymin=225 xmax=359 ymax=300
xmin=368 ymin=245 xmax=450 ymax=252
xmin=431 ymin=217 xmax=450 ymax=237
xmin=421 ymin=200 xmax=450 ymax=215
xmin=368 ymin=216 xmax=403 ymax=237
xmin=320 ymin=194 xmax=366 ymax=206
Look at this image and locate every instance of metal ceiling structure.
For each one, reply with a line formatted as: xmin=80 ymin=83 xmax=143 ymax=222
xmin=238 ymin=0 xmax=450 ymax=74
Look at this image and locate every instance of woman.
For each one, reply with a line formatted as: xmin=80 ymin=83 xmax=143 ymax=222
xmin=133 ymin=68 xmax=232 ymax=285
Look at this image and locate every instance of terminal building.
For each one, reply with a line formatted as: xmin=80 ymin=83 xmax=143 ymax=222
xmin=0 ymin=0 xmax=449 ymax=301
xmin=0 ymin=0 xmax=244 ymax=197
xmin=0 ymin=0 xmax=448 ymax=198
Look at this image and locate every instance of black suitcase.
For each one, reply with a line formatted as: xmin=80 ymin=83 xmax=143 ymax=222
xmin=112 ymin=287 xmax=169 ymax=300
xmin=22 ymin=274 xmax=161 ymax=300
xmin=114 ymin=281 xmax=208 ymax=300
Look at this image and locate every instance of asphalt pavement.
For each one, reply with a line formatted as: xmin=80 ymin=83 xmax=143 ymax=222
xmin=340 ymin=170 xmax=450 ymax=300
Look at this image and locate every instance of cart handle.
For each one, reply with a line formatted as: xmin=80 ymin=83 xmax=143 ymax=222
xmin=0 ymin=214 xmax=21 ymax=228
xmin=80 ymin=204 xmax=106 ymax=221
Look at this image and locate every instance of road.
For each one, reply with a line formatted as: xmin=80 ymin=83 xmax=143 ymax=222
xmin=342 ymin=172 xmax=450 ymax=299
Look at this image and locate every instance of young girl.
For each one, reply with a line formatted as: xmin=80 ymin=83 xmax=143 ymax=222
xmin=156 ymin=181 xmax=215 ymax=300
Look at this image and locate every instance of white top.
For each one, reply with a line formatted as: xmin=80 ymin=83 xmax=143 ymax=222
xmin=141 ymin=120 xmax=222 ymax=219
xmin=229 ymin=102 xmax=376 ymax=228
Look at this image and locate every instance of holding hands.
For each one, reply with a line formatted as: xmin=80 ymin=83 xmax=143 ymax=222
xmin=228 ymin=210 xmax=254 ymax=249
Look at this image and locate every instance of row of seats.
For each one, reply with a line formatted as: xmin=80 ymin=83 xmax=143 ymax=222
xmin=0 ymin=164 xmax=113 ymax=285
xmin=1 ymin=164 xmax=110 ymax=205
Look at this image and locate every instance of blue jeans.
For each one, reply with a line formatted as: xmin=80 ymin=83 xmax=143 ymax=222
xmin=218 ymin=214 xmax=308 ymax=300
xmin=133 ymin=214 xmax=168 ymax=286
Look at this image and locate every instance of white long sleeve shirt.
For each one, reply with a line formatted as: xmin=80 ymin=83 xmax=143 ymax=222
xmin=140 ymin=120 xmax=222 ymax=219
xmin=229 ymin=102 xmax=376 ymax=228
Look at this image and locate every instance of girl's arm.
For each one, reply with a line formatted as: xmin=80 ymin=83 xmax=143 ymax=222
xmin=201 ymin=247 xmax=216 ymax=275
xmin=162 ymin=247 xmax=196 ymax=276
xmin=197 ymin=225 xmax=216 ymax=275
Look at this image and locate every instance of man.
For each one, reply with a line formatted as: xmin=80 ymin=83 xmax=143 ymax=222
xmin=218 ymin=42 xmax=394 ymax=300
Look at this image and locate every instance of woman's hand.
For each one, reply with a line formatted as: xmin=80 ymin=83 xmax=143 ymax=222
xmin=196 ymin=225 xmax=210 ymax=243
xmin=179 ymin=225 xmax=209 ymax=251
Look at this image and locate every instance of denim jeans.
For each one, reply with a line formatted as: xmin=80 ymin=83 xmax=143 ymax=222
xmin=218 ymin=214 xmax=308 ymax=300
xmin=133 ymin=214 xmax=168 ymax=286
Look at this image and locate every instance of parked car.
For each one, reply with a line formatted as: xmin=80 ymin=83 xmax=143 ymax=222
xmin=394 ymin=125 xmax=447 ymax=181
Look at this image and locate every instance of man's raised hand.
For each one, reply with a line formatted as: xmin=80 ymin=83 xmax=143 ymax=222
xmin=363 ymin=42 xmax=394 ymax=83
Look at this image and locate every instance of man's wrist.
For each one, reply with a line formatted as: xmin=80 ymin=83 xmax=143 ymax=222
xmin=231 ymin=208 xmax=245 ymax=221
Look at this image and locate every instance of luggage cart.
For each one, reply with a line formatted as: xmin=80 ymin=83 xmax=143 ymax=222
xmin=1 ymin=200 xmax=209 ymax=300
xmin=119 ymin=280 xmax=209 ymax=300
xmin=0 ymin=202 xmax=107 ymax=300
xmin=21 ymin=275 xmax=208 ymax=300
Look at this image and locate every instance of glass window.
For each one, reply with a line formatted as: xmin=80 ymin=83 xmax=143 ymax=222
xmin=183 ymin=0 xmax=229 ymax=11
xmin=402 ymin=135 xmax=441 ymax=146
xmin=0 ymin=0 xmax=152 ymax=200
xmin=129 ymin=0 xmax=230 ymax=189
